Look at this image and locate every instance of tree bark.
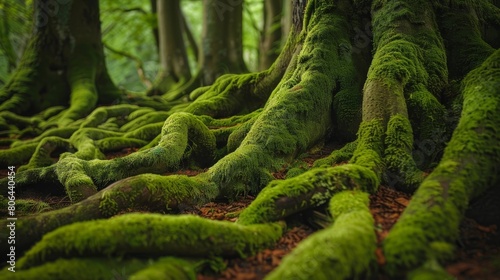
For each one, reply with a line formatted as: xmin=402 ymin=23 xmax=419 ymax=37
xmin=259 ymin=0 xmax=283 ymax=71
xmin=0 ymin=0 xmax=121 ymax=126
xmin=150 ymin=0 xmax=192 ymax=95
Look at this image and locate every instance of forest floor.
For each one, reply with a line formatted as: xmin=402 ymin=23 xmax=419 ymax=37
xmin=1 ymin=142 xmax=500 ymax=279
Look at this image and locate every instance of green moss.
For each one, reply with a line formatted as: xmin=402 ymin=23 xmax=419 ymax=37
xmin=406 ymin=86 xmax=447 ymax=168
xmin=69 ymin=128 xmax=121 ymax=160
xmin=266 ymin=191 xmax=376 ymax=279
xmin=351 ymin=119 xmax=385 ymax=176
xmin=0 ymin=143 xmax=38 ymax=166
xmin=198 ymin=109 xmax=262 ymax=128
xmin=19 ymin=136 xmax=70 ymax=171
xmin=10 ymin=199 xmax=51 ymax=216
xmin=237 ymin=164 xmax=378 ymax=225
xmin=95 ymin=137 xmax=147 ymax=152
xmin=209 ymin=0 xmax=354 ymax=198
xmin=333 ymin=87 xmax=363 ymax=141
xmin=58 ymin=45 xmax=99 ymax=127
xmin=185 ymin=72 xmax=268 ymax=118
xmin=209 ymin=145 xmax=275 ymax=197
xmin=129 ymin=257 xmax=200 ymax=280
xmin=384 ymin=49 xmax=500 ymax=275
xmin=99 ymin=173 xmax=218 ymax=217
xmin=366 ymin=0 xmax=448 ymax=128
xmin=0 ymin=258 xmax=147 ymax=279
xmin=0 ymin=111 xmax=36 ymax=127
xmin=120 ymin=111 xmax=170 ymax=132
xmin=407 ymin=259 xmax=455 ymax=280
xmin=313 ymin=141 xmax=357 ymax=167
xmin=437 ymin=0 xmax=495 ymax=78
xmin=79 ymin=105 xmax=139 ymax=129
xmin=226 ymin=116 xmax=258 ymax=152
xmin=123 ymin=122 xmax=164 ymax=140
xmin=18 ymin=213 xmax=283 ymax=269
xmin=54 ymin=113 xmax=215 ymax=193
xmin=56 ymin=153 xmax=97 ymax=202
xmin=384 ymin=115 xmax=424 ymax=191
xmin=0 ymin=35 xmax=41 ymax=114
xmin=11 ymin=127 xmax=78 ymax=148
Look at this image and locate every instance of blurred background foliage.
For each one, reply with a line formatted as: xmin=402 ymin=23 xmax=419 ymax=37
xmin=0 ymin=0 xmax=268 ymax=92
xmin=0 ymin=0 xmax=33 ymax=86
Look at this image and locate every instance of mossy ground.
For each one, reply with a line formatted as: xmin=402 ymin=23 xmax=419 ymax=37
xmin=1 ymin=0 xmax=499 ymax=278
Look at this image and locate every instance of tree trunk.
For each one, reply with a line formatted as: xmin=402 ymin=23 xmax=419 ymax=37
xmin=1 ymin=0 xmax=499 ymax=278
xmin=200 ymin=0 xmax=248 ymax=84
xmin=149 ymin=0 xmax=192 ymax=95
xmin=0 ymin=0 xmax=121 ymax=127
xmin=259 ymin=0 xmax=283 ymax=70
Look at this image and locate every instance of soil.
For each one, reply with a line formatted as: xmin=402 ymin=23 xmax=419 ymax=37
xmin=1 ymin=143 xmax=499 ymax=279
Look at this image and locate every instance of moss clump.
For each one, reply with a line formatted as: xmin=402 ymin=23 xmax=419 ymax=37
xmin=0 ymin=258 xmax=147 ymax=279
xmin=129 ymin=257 xmax=202 ymax=280
xmin=313 ymin=141 xmax=357 ymax=167
xmin=237 ymin=164 xmax=378 ymax=225
xmin=185 ymin=72 xmax=269 ymax=118
xmin=384 ymin=49 xmax=500 ymax=275
xmin=0 ymin=143 xmax=38 ymax=166
xmin=18 ymin=213 xmax=283 ymax=269
xmin=266 ymin=191 xmax=376 ymax=279
xmin=19 ymin=136 xmax=70 ymax=171
xmin=58 ymin=45 xmax=99 ymax=127
xmin=384 ymin=114 xmax=424 ymax=191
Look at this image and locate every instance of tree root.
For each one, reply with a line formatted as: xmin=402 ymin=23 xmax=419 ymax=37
xmin=237 ymin=165 xmax=378 ymax=225
xmin=383 ymin=49 xmax=500 ymax=275
xmin=0 ymin=173 xmax=218 ymax=254
xmin=17 ymin=214 xmax=283 ymax=269
xmin=266 ymin=191 xmax=376 ymax=279
xmin=0 ymin=258 xmax=147 ymax=279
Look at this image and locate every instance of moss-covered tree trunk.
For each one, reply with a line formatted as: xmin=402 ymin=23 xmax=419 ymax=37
xmin=0 ymin=0 xmax=121 ymax=127
xmin=147 ymin=0 xmax=192 ymax=95
xmin=1 ymin=0 xmax=499 ymax=278
xmin=161 ymin=0 xmax=250 ymax=101
xmin=259 ymin=0 xmax=283 ymax=71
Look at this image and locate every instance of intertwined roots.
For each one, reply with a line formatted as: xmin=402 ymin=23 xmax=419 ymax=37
xmin=1 ymin=0 xmax=499 ymax=278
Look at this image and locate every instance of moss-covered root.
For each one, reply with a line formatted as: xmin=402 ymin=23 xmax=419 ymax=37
xmin=237 ymin=164 xmax=378 ymax=225
xmin=0 ymin=37 xmax=40 ymax=114
xmin=0 ymin=173 xmax=218 ymax=255
xmin=437 ymin=0 xmax=496 ymax=78
xmin=182 ymin=0 xmax=303 ymax=119
xmin=266 ymin=191 xmax=376 ymax=280
xmin=18 ymin=137 xmax=71 ymax=171
xmin=17 ymin=214 xmax=283 ymax=269
xmin=383 ymin=115 xmax=425 ymax=191
xmin=383 ymin=49 xmax=500 ymax=275
xmin=129 ymin=257 xmax=203 ymax=280
xmin=407 ymin=259 xmax=456 ymax=280
xmin=313 ymin=141 xmax=357 ymax=167
xmin=0 ymin=143 xmax=38 ymax=167
xmin=183 ymin=72 xmax=270 ymax=118
xmin=0 ymin=258 xmax=148 ymax=279
xmin=208 ymin=0 xmax=356 ymax=197
xmin=57 ymin=46 xmax=99 ymax=127
xmin=56 ymin=112 xmax=216 ymax=201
